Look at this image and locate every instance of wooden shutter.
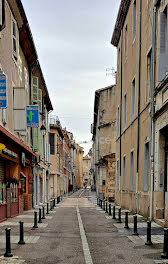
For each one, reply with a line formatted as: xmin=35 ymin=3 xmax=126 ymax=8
xmin=32 ymin=127 xmax=39 ymax=151
xmin=38 ymin=89 xmax=42 ymax=113
xmin=159 ymin=11 xmax=167 ymax=81
xmin=13 ymin=87 xmax=26 ymax=131
xmin=38 ymin=127 xmax=43 ymax=157
xmin=32 ymin=76 xmax=38 ymax=103
xmin=130 ymin=152 xmax=134 ymax=191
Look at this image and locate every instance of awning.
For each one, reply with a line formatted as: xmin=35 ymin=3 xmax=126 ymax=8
xmin=0 ymin=125 xmax=37 ymax=157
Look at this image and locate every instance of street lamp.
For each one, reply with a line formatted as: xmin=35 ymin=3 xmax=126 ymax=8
xmin=40 ymin=124 xmax=46 ymax=136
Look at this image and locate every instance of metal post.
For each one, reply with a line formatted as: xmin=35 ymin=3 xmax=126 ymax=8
xmin=100 ymin=200 xmax=102 ymax=208
xmin=18 ymin=221 xmax=25 ymax=245
xmin=161 ymin=228 xmax=168 ymax=259
xmin=105 ymin=202 xmax=108 ymax=213
xmin=33 ymin=212 xmax=38 ymax=228
xmin=50 ymin=201 xmax=53 ymax=211
xmin=112 ymin=206 xmax=116 ymax=219
xmin=109 ymin=204 xmax=112 ymax=216
xmin=4 ymin=228 xmax=13 ymax=257
xmin=97 ymin=198 xmax=99 ymax=206
xmin=103 ymin=200 xmax=105 ymax=210
xmin=124 ymin=212 xmax=129 ymax=229
xmin=133 ymin=215 xmax=139 ymax=236
xmin=38 ymin=208 xmax=42 ymax=223
xmin=53 ymin=198 xmax=56 ymax=207
xmin=46 ymin=203 xmax=49 ymax=215
xmin=145 ymin=220 xmax=153 ymax=245
xmin=117 ymin=208 xmax=122 ymax=223
xmin=42 ymin=206 xmax=45 ymax=219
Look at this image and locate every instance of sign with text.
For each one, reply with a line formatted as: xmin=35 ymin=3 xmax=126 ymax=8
xmin=0 ymin=73 xmax=7 ymax=108
xmin=26 ymin=105 xmax=39 ymax=127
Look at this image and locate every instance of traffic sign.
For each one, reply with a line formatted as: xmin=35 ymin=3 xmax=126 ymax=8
xmin=27 ymin=105 xmax=39 ymax=127
xmin=0 ymin=73 xmax=7 ymax=108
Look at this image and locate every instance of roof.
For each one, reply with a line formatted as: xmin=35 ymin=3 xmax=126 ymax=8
xmin=111 ymin=0 xmax=131 ymax=47
xmin=0 ymin=125 xmax=37 ymax=156
xmin=83 ymin=155 xmax=91 ymax=160
xmin=9 ymin=0 xmax=53 ymax=111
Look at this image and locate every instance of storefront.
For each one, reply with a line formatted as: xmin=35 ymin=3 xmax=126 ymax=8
xmin=0 ymin=126 xmax=36 ymax=222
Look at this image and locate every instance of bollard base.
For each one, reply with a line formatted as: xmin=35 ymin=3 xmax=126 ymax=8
xmin=4 ymin=252 xmax=13 ymax=258
xmin=18 ymin=241 xmax=25 ymax=245
xmin=42 ymin=216 xmax=46 ymax=220
xmin=117 ymin=220 xmax=122 ymax=223
xmin=33 ymin=225 xmax=38 ymax=229
xmin=161 ymin=252 xmax=168 ymax=259
xmin=145 ymin=241 xmax=153 ymax=246
xmin=132 ymin=232 xmax=139 ymax=236
xmin=124 ymin=226 xmax=129 ymax=229
xmin=38 ymin=220 xmax=42 ymax=224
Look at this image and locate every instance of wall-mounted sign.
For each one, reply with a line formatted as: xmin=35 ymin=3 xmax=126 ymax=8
xmin=2 ymin=148 xmax=18 ymax=158
xmin=0 ymin=73 xmax=7 ymax=108
xmin=27 ymin=105 xmax=39 ymax=127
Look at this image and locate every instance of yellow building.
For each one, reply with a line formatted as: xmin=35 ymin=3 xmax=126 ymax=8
xmin=75 ymin=144 xmax=84 ymax=189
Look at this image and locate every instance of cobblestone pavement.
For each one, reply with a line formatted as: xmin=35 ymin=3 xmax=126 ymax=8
xmin=0 ymin=189 xmax=167 ymax=263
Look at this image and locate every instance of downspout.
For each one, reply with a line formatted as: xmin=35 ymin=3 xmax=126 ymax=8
xmin=136 ymin=0 xmax=142 ymax=213
xmin=149 ymin=2 xmax=156 ymax=220
xmin=119 ymin=30 xmax=123 ymax=191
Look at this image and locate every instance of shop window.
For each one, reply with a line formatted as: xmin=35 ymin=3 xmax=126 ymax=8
xmin=10 ymin=183 xmax=18 ymax=202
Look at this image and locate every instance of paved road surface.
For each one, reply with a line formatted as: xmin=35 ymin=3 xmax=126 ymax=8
xmin=0 ymin=189 xmax=166 ymax=263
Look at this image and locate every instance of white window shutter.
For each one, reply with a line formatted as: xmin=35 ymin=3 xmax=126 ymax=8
xmin=44 ymin=138 xmax=47 ymax=161
xmin=31 ymin=76 xmax=38 ymax=103
xmin=13 ymin=87 xmax=26 ymax=131
xmin=38 ymin=89 xmax=42 ymax=113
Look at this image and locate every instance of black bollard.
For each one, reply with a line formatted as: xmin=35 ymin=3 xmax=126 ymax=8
xmin=38 ymin=208 xmax=42 ymax=223
xmin=124 ymin=212 xmax=129 ymax=229
xmin=46 ymin=203 xmax=49 ymax=215
xmin=109 ymin=204 xmax=112 ymax=216
xmin=117 ymin=208 xmax=122 ymax=223
xmin=103 ymin=200 xmax=105 ymax=210
xmin=53 ymin=198 xmax=56 ymax=207
xmin=4 ymin=228 xmax=13 ymax=257
xmin=50 ymin=200 xmax=53 ymax=211
xmin=105 ymin=202 xmax=108 ymax=213
xmin=133 ymin=215 xmax=139 ymax=236
xmin=161 ymin=228 xmax=168 ymax=258
xmin=100 ymin=200 xmax=102 ymax=208
xmin=18 ymin=221 xmax=25 ymax=245
xmin=112 ymin=206 xmax=116 ymax=219
xmin=145 ymin=220 xmax=153 ymax=245
xmin=33 ymin=212 xmax=38 ymax=228
xmin=42 ymin=206 xmax=45 ymax=219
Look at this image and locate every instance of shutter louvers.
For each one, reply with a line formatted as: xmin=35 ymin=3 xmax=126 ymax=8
xmin=159 ymin=11 xmax=167 ymax=81
xmin=32 ymin=127 xmax=39 ymax=151
xmin=32 ymin=76 xmax=38 ymax=103
xmin=38 ymin=89 xmax=42 ymax=113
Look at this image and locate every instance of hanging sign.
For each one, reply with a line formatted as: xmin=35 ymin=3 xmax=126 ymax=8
xmin=0 ymin=73 xmax=7 ymax=108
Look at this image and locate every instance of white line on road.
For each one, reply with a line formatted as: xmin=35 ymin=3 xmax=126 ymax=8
xmin=76 ymin=199 xmax=93 ymax=264
xmin=78 ymin=189 xmax=85 ymax=198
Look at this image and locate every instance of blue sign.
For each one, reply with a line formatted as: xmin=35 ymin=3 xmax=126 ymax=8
xmin=0 ymin=73 xmax=7 ymax=108
xmin=27 ymin=105 xmax=39 ymax=127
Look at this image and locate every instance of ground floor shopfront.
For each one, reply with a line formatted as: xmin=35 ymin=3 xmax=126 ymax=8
xmin=0 ymin=126 xmax=36 ymax=223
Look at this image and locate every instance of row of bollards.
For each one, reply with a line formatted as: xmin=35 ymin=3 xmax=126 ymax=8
xmin=4 ymin=197 xmax=59 ymax=258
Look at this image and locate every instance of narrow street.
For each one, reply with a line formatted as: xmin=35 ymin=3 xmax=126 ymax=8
xmin=0 ymin=190 xmax=165 ymax=264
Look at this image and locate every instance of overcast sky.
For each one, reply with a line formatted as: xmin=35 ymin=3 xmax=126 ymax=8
xmin=22 ymin=0 xmax=120 ymax=154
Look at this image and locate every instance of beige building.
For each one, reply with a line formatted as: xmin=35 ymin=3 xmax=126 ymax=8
xmin=49 ymin=116 xmax=64 ymax=199
xmin=75 ymin=144 xmax=84 ymax=189
xmin=92 ymin=85 xmax=116 ymax=201
xmin=83 ymin=155 xmax=92 ymax=186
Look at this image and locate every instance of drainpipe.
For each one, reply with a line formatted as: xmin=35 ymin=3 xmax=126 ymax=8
xmin=149 ymin=2 xmax=156 ymax=220
xmin=119 ymin=30 xmax=123 ymax=192
xmin=136 ymin=0 xmax=142 ymax=213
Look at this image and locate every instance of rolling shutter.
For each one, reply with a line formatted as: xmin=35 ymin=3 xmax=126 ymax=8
xmin=0 ymin=159 xmax=5 ymax=182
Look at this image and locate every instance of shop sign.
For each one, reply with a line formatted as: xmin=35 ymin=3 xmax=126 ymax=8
xmin=0 ymin=73 xmax=7 ymax=108
xmin=2 ymin=148 xmax=18 ymax=158
xmin=21 ymin=152 xmax=25 ymax=167
xmin=26 ymin=105 xmax=39 ymax=127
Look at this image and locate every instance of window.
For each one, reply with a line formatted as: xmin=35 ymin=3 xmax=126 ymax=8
xmin=146 ymin=49 xmax=152 ymax=102
xmin=124 ymin=94 xmax=127 ymax=128
xmin=131 ymin=79 xmax=135 ymax=118
xmin=49 ymin=133 xmax=55 ymax=155
xmin=117 ymin=106 xmax=120 ymax=136
xmin=116 ymin=160 xmax=120 ymax=190
xmin=0 ymin=0 xmax=5 ymax=31
xmin=133 ymin=0 xmax=136 ymax=41
xmin=24 ymin=67 xmax=28 ymax=91
xmin=18 ymin=56 xmax=22 ymax=83
xmin=143 ymin=142 xmax=150 ymax=191
xmin=130 ymin=151 xmax=134 ymax=191
xmin=0 ymin=182 xmax=6 ymax=203
xmin=31 ymin=76 xmax=42 ymax=113
xmin=125 ymin=24 xmax=128 ymax=59
xmin=12 ymin=19 xmax=18 ymax=60
xmin=123 ymin=156 xmax=126 ymax=191
xmin=159 ymin=5 xmax=168 ymax=81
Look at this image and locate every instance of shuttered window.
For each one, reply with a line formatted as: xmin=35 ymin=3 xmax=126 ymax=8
xmin=38 ymin=89 xmax=42 ymax=113
xmin=38 ymin=127 xmax=44 ymax=158
xmin=123 ymin=156 xmax=126 ymax=191
xmin=32 ymin=127 xmax=39 ymax=151
xmin=32 ymin=76 xmax=38 ymax=103
xmin=143 ymin=142 xmax=150 ymax=191
xmin=12 ymin=19 xmax=19 ymax=60
xmin=130 ymin=151 xmax=134 ymax=191
xmin=133 ymin=0 xmax=136 ymax=41
xmin=159 ymin=6 xmax=168 ymax=81
xmin=13 ymin=87 xmax=26 ymax=131
xmin=131 ymin=79 xmax=135 ymax=118
xmin=49 ymin=133 xmax=55 ymax=155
